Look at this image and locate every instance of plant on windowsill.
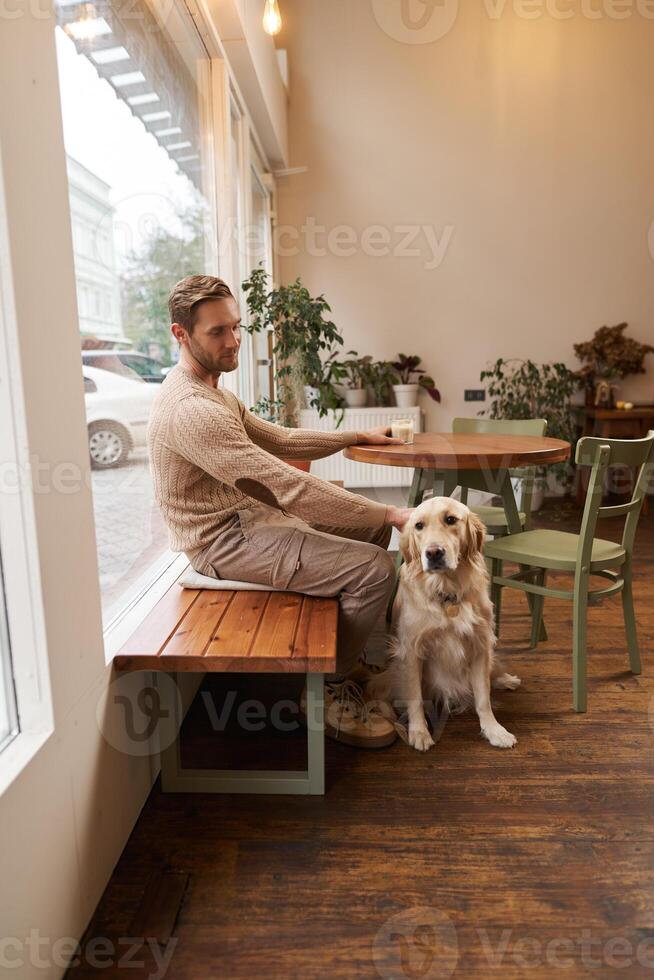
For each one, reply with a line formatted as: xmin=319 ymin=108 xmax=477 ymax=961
xmin=390 ymin=354 xmax=441 ymax=408
xmin=480 ymin=357 xmax=578 ymax=503
xmin=573 ymin=322 xmax=654 ymax=408
xmin=365 ymin=359 xmax=399 ymax=408
xmin=324 ymin=351 xmax=374 ymax=408
xmin=241 ymin=266 xmax=346 ymax=427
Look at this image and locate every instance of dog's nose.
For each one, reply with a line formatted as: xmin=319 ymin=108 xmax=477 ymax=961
xmin=425 ymin=546 xmax=446 ymax=566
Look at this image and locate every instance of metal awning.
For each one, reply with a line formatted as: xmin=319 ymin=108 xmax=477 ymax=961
xmin=55 ymin=0 xmax=202 ymax=191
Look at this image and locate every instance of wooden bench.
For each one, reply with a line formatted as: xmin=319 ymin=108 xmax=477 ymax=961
xmin=114 ymin=572 xmax=338 ymax=795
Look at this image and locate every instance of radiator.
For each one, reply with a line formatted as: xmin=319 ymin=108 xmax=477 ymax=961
xmin=298 ymin=407 xmax=423 ymax=487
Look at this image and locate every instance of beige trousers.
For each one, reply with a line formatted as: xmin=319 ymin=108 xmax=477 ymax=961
xmin=189 ymin=506 xmax=394 ymax=674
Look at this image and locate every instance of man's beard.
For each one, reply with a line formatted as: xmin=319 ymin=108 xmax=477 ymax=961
xmin=187 ymin=336 xmax=239 ymax=374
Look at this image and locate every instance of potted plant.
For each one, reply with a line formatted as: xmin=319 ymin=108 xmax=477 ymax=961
xmin=364 ymin=359 xmax=398 ymax=407
xmin=242 ymin=266 xmax=345 ymax=426
xmin=249 ymin=395 xmax=312 ymax=472
xmin=326 ymin=351 xmax=373 ymax=408
xmin=390 ymin=354 xmax=441 ymax=408
xmin=480 ymin=358 xmax=578 ymax=505
xmin=573 ymin=322 xmax=653 ymax=408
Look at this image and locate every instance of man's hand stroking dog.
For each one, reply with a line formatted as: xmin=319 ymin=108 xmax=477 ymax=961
xmin=369 ymin=497 xmax=520 ymax=750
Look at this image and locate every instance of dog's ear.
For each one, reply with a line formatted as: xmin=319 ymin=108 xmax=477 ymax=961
xmin=399 ymin=524 xmax=419 ymax=565
xmin=464 ymin=511 xmax=486 ymax=560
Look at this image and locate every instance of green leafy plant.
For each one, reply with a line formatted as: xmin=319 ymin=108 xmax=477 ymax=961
xmin=365 ymin=359 xmax=398 ymax=407
xmin=325 ymin=351 xmax=373 ymax=389
xmin=480 ymin=358 xmax=578 ymax=486
xmin=121 ymin=200 xmax=207 ymax=362
xmin=391 ymin=354 xmax=441 ymax=402
xmin=574 ymin=322 xmax=654 ymax=384
xmin=249 ymin=396 xmax=287 ymax=425
xmin=242 ymin=266 xmax=345 ymax=425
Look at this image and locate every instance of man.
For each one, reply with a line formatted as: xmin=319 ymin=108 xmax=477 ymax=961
xmin=148 ymin=275 xmax=412 ymax=748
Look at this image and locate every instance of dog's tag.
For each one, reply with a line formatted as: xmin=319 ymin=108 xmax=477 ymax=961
xmin=445 ymin=604 xmax=460 ymax=618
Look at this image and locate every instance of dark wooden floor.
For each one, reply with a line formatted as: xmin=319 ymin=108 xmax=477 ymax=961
xmin=69 ymin=501 xmax=654 ymax=979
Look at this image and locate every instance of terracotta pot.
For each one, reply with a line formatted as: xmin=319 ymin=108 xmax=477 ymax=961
xmin=288 ymin=459 xmax=312 ymax=473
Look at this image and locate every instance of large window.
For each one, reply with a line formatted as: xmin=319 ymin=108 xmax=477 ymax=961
xmin=54 ymin=0 xmax=216 ymax=624
xmin=227 ymin=94 xmax=255 ymax=407
xmin=250 ymin=147 xmax=275 ymax=404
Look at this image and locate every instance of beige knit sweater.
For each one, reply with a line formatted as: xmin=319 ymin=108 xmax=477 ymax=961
xmin=147 ymin=364 xmax=388 ymax=557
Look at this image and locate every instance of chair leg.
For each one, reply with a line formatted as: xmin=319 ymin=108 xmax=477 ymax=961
xmin=519 ymin=563 xmax=548 ymax=643
xmin=621 ymin=562 xmax=642 ymax=675
xmin=491 ymin=558 xmax=503 ymax=638
xmin=572 ymin=574 xmax=589 ymax=713
xmin=529 ymin=569 xmax=546 ymax=650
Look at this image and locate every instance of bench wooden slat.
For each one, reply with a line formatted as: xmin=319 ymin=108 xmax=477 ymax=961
xmin=209 ymin=590 xmax=272 ymax=660
xmin=114 ymin=575 xmax=338 ymax=674
xmin=293 ymin=597 xmax=339 ymax=666
xmin=248 ymin=592 xmax=304 ymax=662
xmin=162 ymin=589 xmax=234 ymax=661
xmin=116 ymin=579 xmax=201 ymax=657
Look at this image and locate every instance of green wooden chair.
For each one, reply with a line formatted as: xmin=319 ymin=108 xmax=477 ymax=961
xmin=451 ymin=417 xmax=548 ymax=639
xmin=484 ymin=430 xmax=654 ymax=712
xmin=452 ymin=417 xmax=548 ymax=533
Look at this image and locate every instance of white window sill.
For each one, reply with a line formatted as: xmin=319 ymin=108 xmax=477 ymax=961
xmin=0 ymin=726 xmax=54 ymax=798
xmin=102 ymin=553 xmax=190 ymax=664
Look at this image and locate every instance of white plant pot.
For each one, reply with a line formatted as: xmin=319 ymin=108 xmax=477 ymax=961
xmin=511 ymin=476 xmax=545 ymax=513
xmin=344 ymin=387 xmax=367 ymax=408
xmin=392 ymin=383 xmax=420 ymax=408
xmin=304 ymin=385 xmax=320 ymax=407
xmin=530 ymin=480 xmax=545 ymax=513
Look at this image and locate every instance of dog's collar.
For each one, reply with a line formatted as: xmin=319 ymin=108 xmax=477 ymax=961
xmin=439 ymin=592 xmax=458 ymax=605
xmin=438 ymin=591 xmax=461 ymax=618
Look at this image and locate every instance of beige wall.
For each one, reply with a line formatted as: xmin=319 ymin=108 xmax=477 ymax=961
xmin=277 ymin=0 xmax=654 ymax=429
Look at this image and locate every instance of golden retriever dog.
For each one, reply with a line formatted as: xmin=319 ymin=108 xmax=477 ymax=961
xmin=369 ymin=496 xmax=520 ymax=750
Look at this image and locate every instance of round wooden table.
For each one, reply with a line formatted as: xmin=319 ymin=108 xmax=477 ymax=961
xmin=344 ymin=432 xmax=570 ymax=532
xmin=345 ymin=431 xmax=571 ymax=621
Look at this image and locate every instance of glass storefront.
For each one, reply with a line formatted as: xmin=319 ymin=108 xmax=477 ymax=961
xmin=54 ymin=0 xmax=215 ymax=623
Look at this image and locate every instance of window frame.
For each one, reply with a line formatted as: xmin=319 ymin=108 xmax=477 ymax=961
xmin=0 ymin=141 xmax=54 ymax=796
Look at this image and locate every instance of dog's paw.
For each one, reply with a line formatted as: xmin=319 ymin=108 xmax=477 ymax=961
xmin=492 ymin=673 xmax=521 ymax=691
xmin=409 ymin=727 xmax=435 ymax=752
xmin=482 ymin=725 xmax=517 ymax=749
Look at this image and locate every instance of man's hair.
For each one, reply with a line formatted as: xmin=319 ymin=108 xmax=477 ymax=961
xmin=168 ymin=275 xmax=234 ymax=333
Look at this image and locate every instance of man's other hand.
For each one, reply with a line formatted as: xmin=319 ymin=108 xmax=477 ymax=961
xmin=385 ymin=505 xmax=413 ymax=530
xmin=356 ymin=426 xmax=403 ymax=445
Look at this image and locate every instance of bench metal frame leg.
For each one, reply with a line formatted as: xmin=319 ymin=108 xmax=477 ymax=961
xmin=157 ymin=671 xmax=325 ymax=795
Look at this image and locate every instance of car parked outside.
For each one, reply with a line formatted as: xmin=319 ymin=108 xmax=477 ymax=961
xmin=83 ymin=365 xmax=159 ymax=469
xmin=82 ymin=350 xmax=172 ymax=383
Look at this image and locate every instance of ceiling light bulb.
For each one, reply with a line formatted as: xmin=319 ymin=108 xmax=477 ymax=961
xmin=64 ymin=4 xmax=111 ymax=41
xmin=262 ymin=0 xmax=282 ymax=36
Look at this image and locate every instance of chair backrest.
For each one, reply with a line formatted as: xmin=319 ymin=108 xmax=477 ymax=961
xmin=453 ymin=417 xmax=547 ymax=438
xmin=575 ymin=429 xmax=654 ymax=562
xmin=452 ymin=417 xmax=547 ymax=523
